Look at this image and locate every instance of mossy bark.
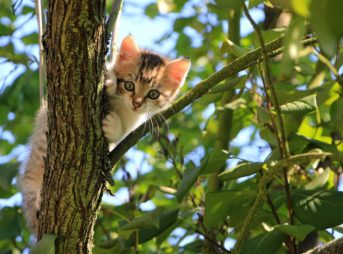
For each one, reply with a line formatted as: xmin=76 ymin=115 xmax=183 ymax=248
xmin=38 ymin=0 xmax=107 ymax=253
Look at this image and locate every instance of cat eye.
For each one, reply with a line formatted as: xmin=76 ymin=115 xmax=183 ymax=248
xmin=124 ymin=81 xmax=135 ymax=92
xmin=147 ymin=90 xmax=160 ymax=100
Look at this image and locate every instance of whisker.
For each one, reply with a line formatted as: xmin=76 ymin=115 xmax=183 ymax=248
xmin=147 ymin=113 xmax=155 ymax=138
xmin=152 ymin=113 xmax=160 ymax=139
xmin=157 ymin=112 xmax=169 ymax=134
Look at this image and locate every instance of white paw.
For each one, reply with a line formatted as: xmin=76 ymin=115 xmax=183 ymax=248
xmin=105 ymin=66 xmax=117 ymax=96
xmin=102 ymin=112 xmax=124 ymax=143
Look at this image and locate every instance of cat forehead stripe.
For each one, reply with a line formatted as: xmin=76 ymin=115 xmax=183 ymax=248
xmin=139 ymin=52 xmax=166 ymax=70
xmin=137 ymin=52 xmax=166 ymax=86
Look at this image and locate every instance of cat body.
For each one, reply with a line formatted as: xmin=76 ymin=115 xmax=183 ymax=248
xmin=19 ymin=35 xmax=190 ymax=234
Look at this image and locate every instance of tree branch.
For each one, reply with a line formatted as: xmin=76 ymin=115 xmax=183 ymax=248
xmin=108 ymin=36 xmax=318 ymax=168
xmin=304 ymin=236 xmax=343 ymax=254
xmin=106 ymin=0 xmax=123 ymax=61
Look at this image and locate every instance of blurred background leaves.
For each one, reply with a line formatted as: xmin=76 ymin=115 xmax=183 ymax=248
xmin=1 ymin=0 xmax=343 ymax=253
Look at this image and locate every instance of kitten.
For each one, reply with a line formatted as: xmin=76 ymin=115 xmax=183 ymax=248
xmin=19 ymin=35 xmax=190 ymax=234
xmin=103 ymin=35 xmax=191 ymax=144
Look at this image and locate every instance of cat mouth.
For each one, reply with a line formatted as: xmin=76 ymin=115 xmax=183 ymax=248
xmin=132 ymin=106 xmax=142 ymax=113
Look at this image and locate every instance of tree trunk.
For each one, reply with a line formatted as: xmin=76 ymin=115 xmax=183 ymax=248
xmin=39 ymin=0 xmax=107 ymax=252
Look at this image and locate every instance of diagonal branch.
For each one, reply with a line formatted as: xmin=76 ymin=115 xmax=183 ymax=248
xmin=304 ymin=236 xmax=343 ymax=254
xmin=108 ymin=36 xmax=318 ymax=168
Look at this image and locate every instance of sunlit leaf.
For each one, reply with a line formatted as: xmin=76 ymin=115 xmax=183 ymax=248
xmin=221 ymin=39 xmax=250 ymax=58
xmin=305 ymin=167 xmax=330 ymax=190
xmin=291 ymin=0 xmax=311 ymax=17
xmin=281 ymin=18 xmax=306 ymax=76
xmin=279 ymin=94 xmax=317 ymax=114
xmin=218 ymin=162 xmax=263 ymax=181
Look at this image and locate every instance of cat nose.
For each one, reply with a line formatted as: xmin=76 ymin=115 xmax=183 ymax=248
xmin=132 ymin=98 xmax=142 ymax=109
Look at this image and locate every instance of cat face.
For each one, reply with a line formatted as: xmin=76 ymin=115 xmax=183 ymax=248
xmin=112 ymin=35 xmax=190 ymax=114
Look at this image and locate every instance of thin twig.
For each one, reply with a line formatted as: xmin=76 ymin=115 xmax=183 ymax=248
xmin=313 ymin=49 xmax=343 ymax=88
xmin=108 ymin=36 xmax=318 ymax=169
xmin=106 ymin=0 xmax=123 ymax=61
xmin=242 ymin=4 xmax=296 ymax=253
xmin=35 ymin=0 xmax=46 ymax=106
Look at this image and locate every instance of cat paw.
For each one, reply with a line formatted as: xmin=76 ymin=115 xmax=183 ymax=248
xmin=102 ymin=112 xmax=123 ymax=143
xmin=105 ymin=67 xmax=117 ymax=95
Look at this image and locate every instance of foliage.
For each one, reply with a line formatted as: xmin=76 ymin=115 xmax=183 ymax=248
xmin=0 ymin=0 xmax=343 ymax=253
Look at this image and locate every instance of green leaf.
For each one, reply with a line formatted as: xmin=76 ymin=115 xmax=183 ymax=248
xmin=256 ymin=106 xmax=271 ymax=125
xmin=183 ymin=239 xmax=203 ymax=252
xmin=21 ymin=5 xmax=35 ymax=14
xmin=214 ymin=0 xmax=244 ymax=10
xmin=275 ymin=224 xmax=315 ymax=241
xmin=176 ymin=163 xmax=204 ymax=202
xmin=279 ymin=94 xmax=317 ymax=114
xmin=291 ymin=0 xmax=311 ymax=17
xmin=0 ymin=207 xmax=21 ymax=240
xmin=221 ymin=39 xmax=250 ymax=58
xmin=305 ymin=167 xmax=330 ymax=190
xmin=218 ymin=98 xmax=246 ymax=110
xmin=204 ymin=191 xmax=236 ymax=227
xmin=218 ymin=162 xmax=263 ymax=181
xmin=281 ymin=18 xmax=307 ymax=77
xmin=310 ymin=0 xmax=343 ymax=57
xmin=22 ymin=32 xmax=38 ymax=45
xmin=330 ymin=96 xmax=343 ymax=137
xmin=31 ymin=234 xmax=57 ymax=254
xmin=208 ymin=75 xmax=247 ymax=94
xmin=0 ymin=42 xmax=29 ymax=65
xmin=0 ymin=163 xmax=19 ymax=194
xmin=138 ymin=208 xmax=179 ymax=244
xmin=202 ymin=149 xmax=228 ymax=174
xmin=119 ymin=211 xmax=160 ymax=231
xmin=0 ymin=23 xmax=15 ymax=36
xmin=140 ymin=185 xmax=157 ymax=202
xmin=240 ymin=230 xmax=285 ymax=254
xmin=145 ymin=3 xmax=159 ymax=18
xmin=204 ymin=190 xmax=255 ymax=227
xmin=293 ymin=190 xmax=343 ymax=230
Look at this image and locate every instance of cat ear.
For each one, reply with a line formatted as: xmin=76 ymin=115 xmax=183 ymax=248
xmin=164 ymin=58 xmax=191 ymax=87
xmin=117 ymin=35 xmax=140 ymax=62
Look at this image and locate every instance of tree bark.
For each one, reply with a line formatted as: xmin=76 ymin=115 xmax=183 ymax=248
xmin=304 ymin=237 xmax=343 ymax=254
xmin=39 ymin=0 xmax=107 ymax=252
